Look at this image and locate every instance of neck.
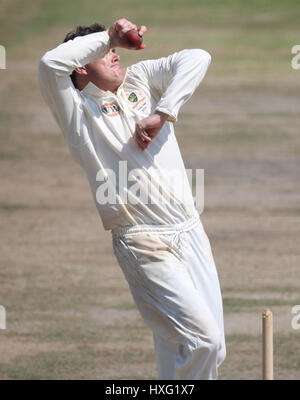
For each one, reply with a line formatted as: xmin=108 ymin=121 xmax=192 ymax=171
xmin=94 ymin=81 xmax=120 ymax=93
xmin=76 ymin=75 xmax=89 ymax=91
xmin=78 ymin=78 xmax=122 ymax=93
xmin=92 ymin=69 xmax=126 ymax=93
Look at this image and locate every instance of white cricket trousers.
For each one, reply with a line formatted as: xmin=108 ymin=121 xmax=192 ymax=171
xmin=112 ymin=213 xmax=226 ymax=380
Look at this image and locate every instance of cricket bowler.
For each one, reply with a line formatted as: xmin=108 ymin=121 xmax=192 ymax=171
xmin=39 ymin=18 xmax=226 ymax=379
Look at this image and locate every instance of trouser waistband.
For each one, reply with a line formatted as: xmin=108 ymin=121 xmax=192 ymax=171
xmin=112 ymin=212 xmax=200 ymax=239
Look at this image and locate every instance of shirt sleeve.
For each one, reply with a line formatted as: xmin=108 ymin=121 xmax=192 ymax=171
xmin=38 ymin=31 xmax=110 ymax=148
xmin=132 ymin=49 xmax=211 ymax=122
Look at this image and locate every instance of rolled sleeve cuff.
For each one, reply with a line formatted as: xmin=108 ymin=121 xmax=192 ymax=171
xmin=155 ymin=107 xmax=177 ymax=123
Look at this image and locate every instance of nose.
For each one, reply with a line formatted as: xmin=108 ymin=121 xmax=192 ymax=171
xmin=111 ymin=49 xmax=120 ymax=62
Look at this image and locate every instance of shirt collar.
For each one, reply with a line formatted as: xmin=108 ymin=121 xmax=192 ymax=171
xmin=81 ymin=81 xmax=108 ymax=98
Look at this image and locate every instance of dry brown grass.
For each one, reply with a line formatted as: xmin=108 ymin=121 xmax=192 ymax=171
xmin=1 ymin=0 xmax=300 ymax=380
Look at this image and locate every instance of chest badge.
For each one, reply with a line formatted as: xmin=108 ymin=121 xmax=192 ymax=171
xmin=128 ymin=92 xmax=138 ymax=103
xmin=127 ymin=91 xmax=147 ymax=111
xmin=101 ymin=103 xmax=120 ymax=117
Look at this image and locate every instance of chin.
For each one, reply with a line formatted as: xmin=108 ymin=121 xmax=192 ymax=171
xmin=116 ymin=70 xmax=125 ymax=81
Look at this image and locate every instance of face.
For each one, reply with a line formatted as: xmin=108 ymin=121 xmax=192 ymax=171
xmin=85 ymin=49 xmax=126 ymax=92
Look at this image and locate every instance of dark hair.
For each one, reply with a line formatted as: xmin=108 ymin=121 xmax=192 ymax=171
xmin=63 ymin=23 xmax=106 ymax=88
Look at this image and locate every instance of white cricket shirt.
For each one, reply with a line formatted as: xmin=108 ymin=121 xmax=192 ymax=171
xmin=39 ymin=31 xmax=211 ymax=230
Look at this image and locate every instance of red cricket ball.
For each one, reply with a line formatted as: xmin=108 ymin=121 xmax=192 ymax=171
xmin=125 ymin=30 xmax=143 ymax=48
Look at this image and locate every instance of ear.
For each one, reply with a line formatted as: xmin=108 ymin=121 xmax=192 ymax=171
xmin=74 ymin=66 xmax=88 ymax=76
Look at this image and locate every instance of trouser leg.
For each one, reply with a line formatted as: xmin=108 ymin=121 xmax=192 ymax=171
xmin=181 ymin=223 xmax=226 ymax=371
xmin=152 ymin=331 xmax=176 ymax=379
xmin=112 ymin=223 xmax=226 ymax=380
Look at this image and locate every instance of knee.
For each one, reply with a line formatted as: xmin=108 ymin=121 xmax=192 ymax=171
xmin=203 ymin=330 xmax=225 ymax=361
xmin=183 ymin=318 xmax=224 ymax=358
xmin=175 ymin=330 xmax=226 ymax=378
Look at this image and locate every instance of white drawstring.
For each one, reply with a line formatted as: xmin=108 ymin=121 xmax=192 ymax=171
xmin=170 ymin=228 xmax=185 ymax=248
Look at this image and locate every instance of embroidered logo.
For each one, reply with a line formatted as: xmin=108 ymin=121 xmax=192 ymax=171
xmin=101 ymin=103 xmax=120 ymax=117
xmin=128 ymin=92 xmax=138 ymax=103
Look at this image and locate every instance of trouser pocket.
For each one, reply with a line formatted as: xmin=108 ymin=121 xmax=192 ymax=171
xmin=115 ymin=231 xmax=186 ymax=266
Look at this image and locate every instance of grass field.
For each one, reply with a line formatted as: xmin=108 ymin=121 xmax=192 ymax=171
xmin=0 ymin=0 xmax=300 ymax=379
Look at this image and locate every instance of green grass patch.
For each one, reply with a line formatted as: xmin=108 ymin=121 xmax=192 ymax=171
xmin=6 ymin=310 xmax=148 ymax=343
xmin=223 ymin=297 xmax=300 ymax=313
xmin=0 ymin=111 xmax=10 ymax=122
xmin=2 ymin=0 xmax=300 ymax=50
xmin=224 ymin=285 xmax=300 ymax=294
xmin=111 ymin=301 xmax=137 ymax=311
xmin=274 ymin=333 xmax=300 ymax=371
xmin=226 ymin=333 xmax=261 ymax=343
xmin=182 ymin=129 xmax=290 ymax=144
xmin=0 ymin=345 xmax=155 ymax=379
xmin=0 ymin=203 xmax=34 ymax=211
xmin=0 ymin=203 xmax=50 ymax=211
xmin=0 ymin=152 xmax=20 ymax=160
xmin=272 ymin=207 xmax=300 ymax=215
